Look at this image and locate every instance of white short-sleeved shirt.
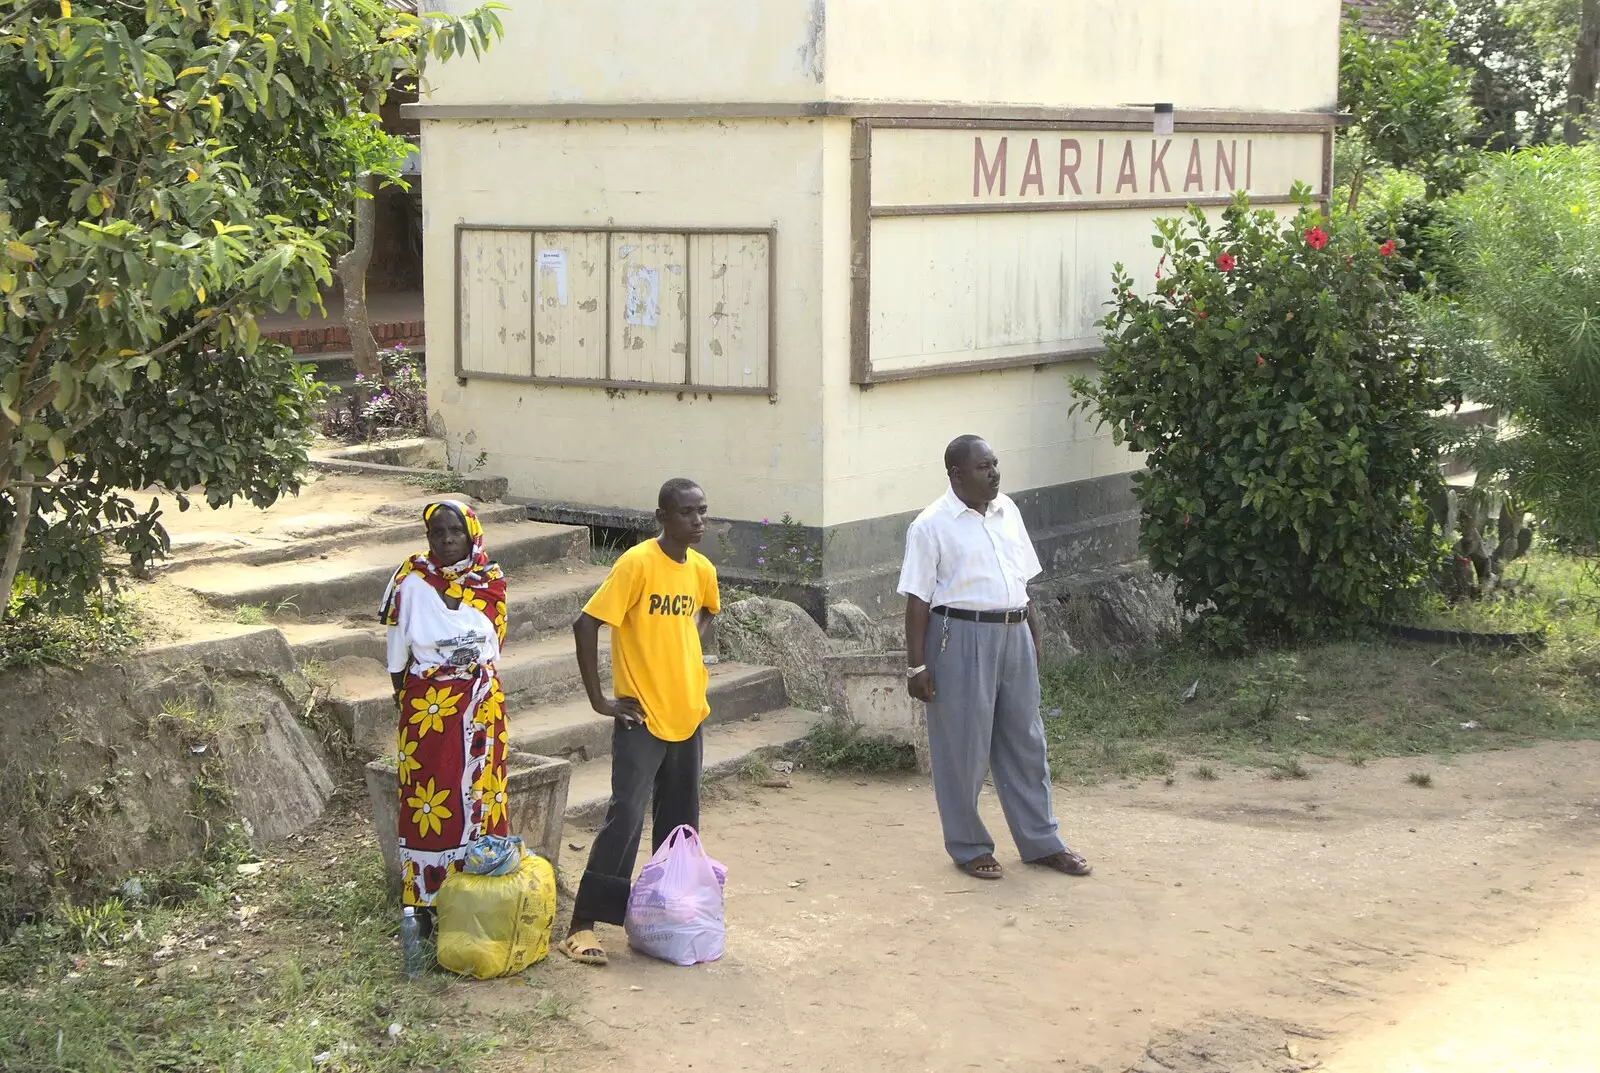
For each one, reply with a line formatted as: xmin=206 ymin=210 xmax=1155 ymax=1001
xmin=896 ymin=486 xmax=1043 ymax=612
xmin=385 ymin=572 xmax=501 ymax=673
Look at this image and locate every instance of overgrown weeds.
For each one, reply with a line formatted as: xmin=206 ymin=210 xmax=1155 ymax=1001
xmin=796 ymin=719 xmax=916 ymax=774
xmin=1041 ymin=550 xmax=1600 ymax=783
xmin=0 ymin=594 xmax=139 ymax=672
xmin=0 ymin=813 xmax=579 ymax=1071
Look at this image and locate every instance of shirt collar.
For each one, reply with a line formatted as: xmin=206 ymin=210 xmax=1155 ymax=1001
xmin=942 ymin=484 xmax=1003 ymax=519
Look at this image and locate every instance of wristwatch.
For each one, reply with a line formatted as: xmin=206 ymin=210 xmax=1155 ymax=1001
xmin=905 ymin=664 xmax=926 ymax=679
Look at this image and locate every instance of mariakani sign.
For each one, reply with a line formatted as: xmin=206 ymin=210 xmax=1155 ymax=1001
xmin=869 ymin=128 xmax=1327 ymax=213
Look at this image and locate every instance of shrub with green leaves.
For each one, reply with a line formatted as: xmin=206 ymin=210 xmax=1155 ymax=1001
xmin=1071 ymin=191 xmax=1450 ymax=650
xmin=1445 ymin=145 xmax=1600 ymax=553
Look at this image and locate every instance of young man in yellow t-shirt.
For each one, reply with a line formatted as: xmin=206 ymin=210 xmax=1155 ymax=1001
xmin=559 ymin=477 xmax=721 ymax=966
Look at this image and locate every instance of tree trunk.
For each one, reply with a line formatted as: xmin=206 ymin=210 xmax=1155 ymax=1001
xmin=0 ymin=482 xmax=35 ymax=626
xmin=338 ymin=172 xmax=382 ymax=381
xmin=1566 ymin=0 xmax=1600 ymax=145
xmin=1346 ymin=161 xmax=1367 ymax=214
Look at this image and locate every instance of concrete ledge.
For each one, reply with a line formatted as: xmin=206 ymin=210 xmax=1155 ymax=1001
xmin=317 ymin=437 xmax=446 ymax=469
xmin=823 ymin=651 xmax=931 ymax=774
xmin=157 ymin=502 xmax=528 ymax=575
xmin=309 ymin=457 xmax=510 ymax=502
xmin=366 ymin=750 xmax=572 ymax=892
xmin=177 ymin=522 xmax=588 ymax=616
xmin=506 ymin=662 xmax=787 ymax=762
xmin=562 ymin=709 xmax=818 ymax=824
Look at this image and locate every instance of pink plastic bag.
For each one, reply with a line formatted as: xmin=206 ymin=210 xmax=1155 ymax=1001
xmin=624 ymin=825 xmax=726 ymax=966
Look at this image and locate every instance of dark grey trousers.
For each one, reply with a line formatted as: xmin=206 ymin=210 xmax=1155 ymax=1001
xmin=925 ymin=615 xmax=1067 ymax=865
xmin=572 ymin=722 xmax=703 ymax=926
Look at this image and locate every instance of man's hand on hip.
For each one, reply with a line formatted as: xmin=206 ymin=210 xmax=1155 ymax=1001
xmin=597 ymin=695 xmax=646 ymax=728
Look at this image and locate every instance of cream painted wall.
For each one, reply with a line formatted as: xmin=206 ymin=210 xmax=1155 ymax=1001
xmin=421 ymin=0 xmax=825 ymax=106
xmin=421 ymin=119 xmax=829 ymax=522
xmin=421 ymin=0 xmax=1338 ymax=114
xmin=825 ymin=0 xmax=1340 ymax=112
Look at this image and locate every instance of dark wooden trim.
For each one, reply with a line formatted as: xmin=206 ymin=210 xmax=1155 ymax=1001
xmin=849 ymin=120 xmax=873 ymax=386
xmin=406 ymin=100 xmax=1342 ymax=129
xmin=869 ymin=194 xmax=1301 ymax=219
xmin=452 ymin=370 xmax=774 ymax=396
xmin=452 ymin=223 xmax=465 ymax=379
xmin=864 ymin=346 xmax=1104 ymax=384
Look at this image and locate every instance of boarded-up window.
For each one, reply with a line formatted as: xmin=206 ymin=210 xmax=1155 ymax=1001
xmin=457 ymin=229 xmax=533 ymax=378
xmin=455 ymin=226 xmax=774 ymax=394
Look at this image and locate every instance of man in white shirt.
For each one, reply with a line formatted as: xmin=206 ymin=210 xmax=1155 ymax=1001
xmin=898 ymin=435 xmax=1092 ymax=881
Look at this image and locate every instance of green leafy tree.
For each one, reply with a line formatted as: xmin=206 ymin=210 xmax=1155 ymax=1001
xmin=0 ymin=0 xmax=503 ymax=620
xmin=1071 ymin=191 xmax=1450 ymax=650
xmin=1395 ymin=0 xmax=1580 ymax=148
xmin=1340 ymin=6 xmax=1479 ymax=209
xmin=1444 ymin=144 xmax=1600 ymax=551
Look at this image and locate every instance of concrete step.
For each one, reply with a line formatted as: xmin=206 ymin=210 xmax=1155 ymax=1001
xmin=158 ymin=500 xmax=529 ymax=574
xmin=326 ymin=632 xmax=615 ymax=752
xmin=281 ymin=561 xmax=613 ymax=664
xmin=562 ymin=708 xmax=819 ymax=824
xmin=505 ymin=661 xmax=787 ymax=765
xmin=175 ymin=519 xmax=588 ymax=616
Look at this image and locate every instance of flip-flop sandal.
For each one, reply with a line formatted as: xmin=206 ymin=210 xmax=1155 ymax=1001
xmin=956 ymin=854 xmax=1005 ymax=880
xmin=1026 ymin=850 xmax=1093 ymax=876
xmin=559 ymin=930 xmax=608 ymax=966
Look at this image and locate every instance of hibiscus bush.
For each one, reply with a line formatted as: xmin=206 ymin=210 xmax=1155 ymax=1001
xmin=1071 ymin=189 xmax=1450 ymax=650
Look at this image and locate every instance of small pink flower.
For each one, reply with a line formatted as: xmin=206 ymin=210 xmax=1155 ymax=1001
xmin=1380 ymin=239 xmax=1397 ymax=257
xmin=1257 ymin=354 xmax=1266 ymax=367
xmin=1216 ymin=253 xmax=1236 ymax=272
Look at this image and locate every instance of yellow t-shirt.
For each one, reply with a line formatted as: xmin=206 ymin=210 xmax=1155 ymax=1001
xmin=582 ymin=539 xmax=721 ymax=742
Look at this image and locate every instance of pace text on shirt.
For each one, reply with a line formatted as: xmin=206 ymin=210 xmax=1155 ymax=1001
xmin=582 ymin=540 xmax=721 ymax=743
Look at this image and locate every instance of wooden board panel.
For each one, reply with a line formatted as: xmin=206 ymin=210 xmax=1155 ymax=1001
xmin=688 ymin=232 xmax=771 ymax=390
xmin=868 ymin=209 xmax=1166 ymax=374
xmin=608 ymin=232 xmax=689 ymax=385
xmin=457 ymin=229 xmax=533 ymax=376
xmin=532 ymin=231 xmax=608 ymax=380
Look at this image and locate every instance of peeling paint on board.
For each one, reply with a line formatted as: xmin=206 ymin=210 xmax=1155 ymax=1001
xmin=624 ymin=264 xmax=660 ymax=327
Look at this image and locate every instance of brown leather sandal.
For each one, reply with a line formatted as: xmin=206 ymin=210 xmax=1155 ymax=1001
xmin=1026 ymin=849 xmax=1093 ymax=876
xmin=956 ymin=853 xmax=1005 ymax=880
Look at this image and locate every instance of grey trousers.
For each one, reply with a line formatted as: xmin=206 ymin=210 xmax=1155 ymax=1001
xmin=925 ymin=615 xmax=1067 ymax=865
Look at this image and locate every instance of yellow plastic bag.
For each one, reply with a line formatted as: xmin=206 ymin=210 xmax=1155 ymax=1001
xmin=434 ymin=853 xmax=556 ymax=979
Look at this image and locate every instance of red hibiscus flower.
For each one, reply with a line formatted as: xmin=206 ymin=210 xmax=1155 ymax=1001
xmin=1380 ymin=239 xmax=1397 ymax=257
xmin=1216 ymin=253 xmax=1236 ymax=272
xmin=1304 ymin=226 xmax=1329 ymax=250
xmin=1257 ymin=354 xmax=1266 ymax=367
xmin=1196 ymin=311 xmax=1208 ymax=320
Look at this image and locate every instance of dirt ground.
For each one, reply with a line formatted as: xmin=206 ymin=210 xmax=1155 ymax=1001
xmin=491 ymin=742 xmax=1600 ymax=1073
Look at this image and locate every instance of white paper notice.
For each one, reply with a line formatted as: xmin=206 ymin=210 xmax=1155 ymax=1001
xmin=624 ymin=265 xmax=660 ymax=327
xmin=536 ymin=248 xmax=568 ymax=306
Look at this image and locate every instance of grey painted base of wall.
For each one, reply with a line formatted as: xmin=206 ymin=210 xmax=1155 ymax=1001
xmin=520 ymin=470 xmax=1144 ymax=626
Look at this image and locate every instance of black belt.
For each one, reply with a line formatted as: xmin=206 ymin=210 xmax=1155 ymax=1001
xmin=932 ymin=606 xmax=1028 ymax=625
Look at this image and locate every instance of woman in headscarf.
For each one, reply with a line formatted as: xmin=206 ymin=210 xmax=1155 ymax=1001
xmin=379 ymin=500 xmax=511 ymax=920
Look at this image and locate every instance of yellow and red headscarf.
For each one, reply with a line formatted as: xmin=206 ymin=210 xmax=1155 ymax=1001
xmin=378 ymin=500 xmax=509 ymax=644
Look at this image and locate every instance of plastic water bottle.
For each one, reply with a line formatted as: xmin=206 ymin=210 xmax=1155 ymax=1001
xmin=400 ymin=907 xmax=424 ymax=980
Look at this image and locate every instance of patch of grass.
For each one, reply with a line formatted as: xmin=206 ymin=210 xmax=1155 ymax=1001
xmin=1408 ymin=771 xmax=1435 ymax=788
xmin=0 ymin=595 xmax=140 ymax=672
xmin=1269 ymin=756 xmax=1310 ymax=781
xmin=1193 ymin=764 xmax=1219 ymax=781
xmin=0 ymin=815 xmax=577 ymax=1072
xmin=233 ymin=596 xmax=298 ymax=626
xmin=796 ymin=719 xmax=916 ymax=774
xmin=1040 ymin=550 xmax=1600 ymax=783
